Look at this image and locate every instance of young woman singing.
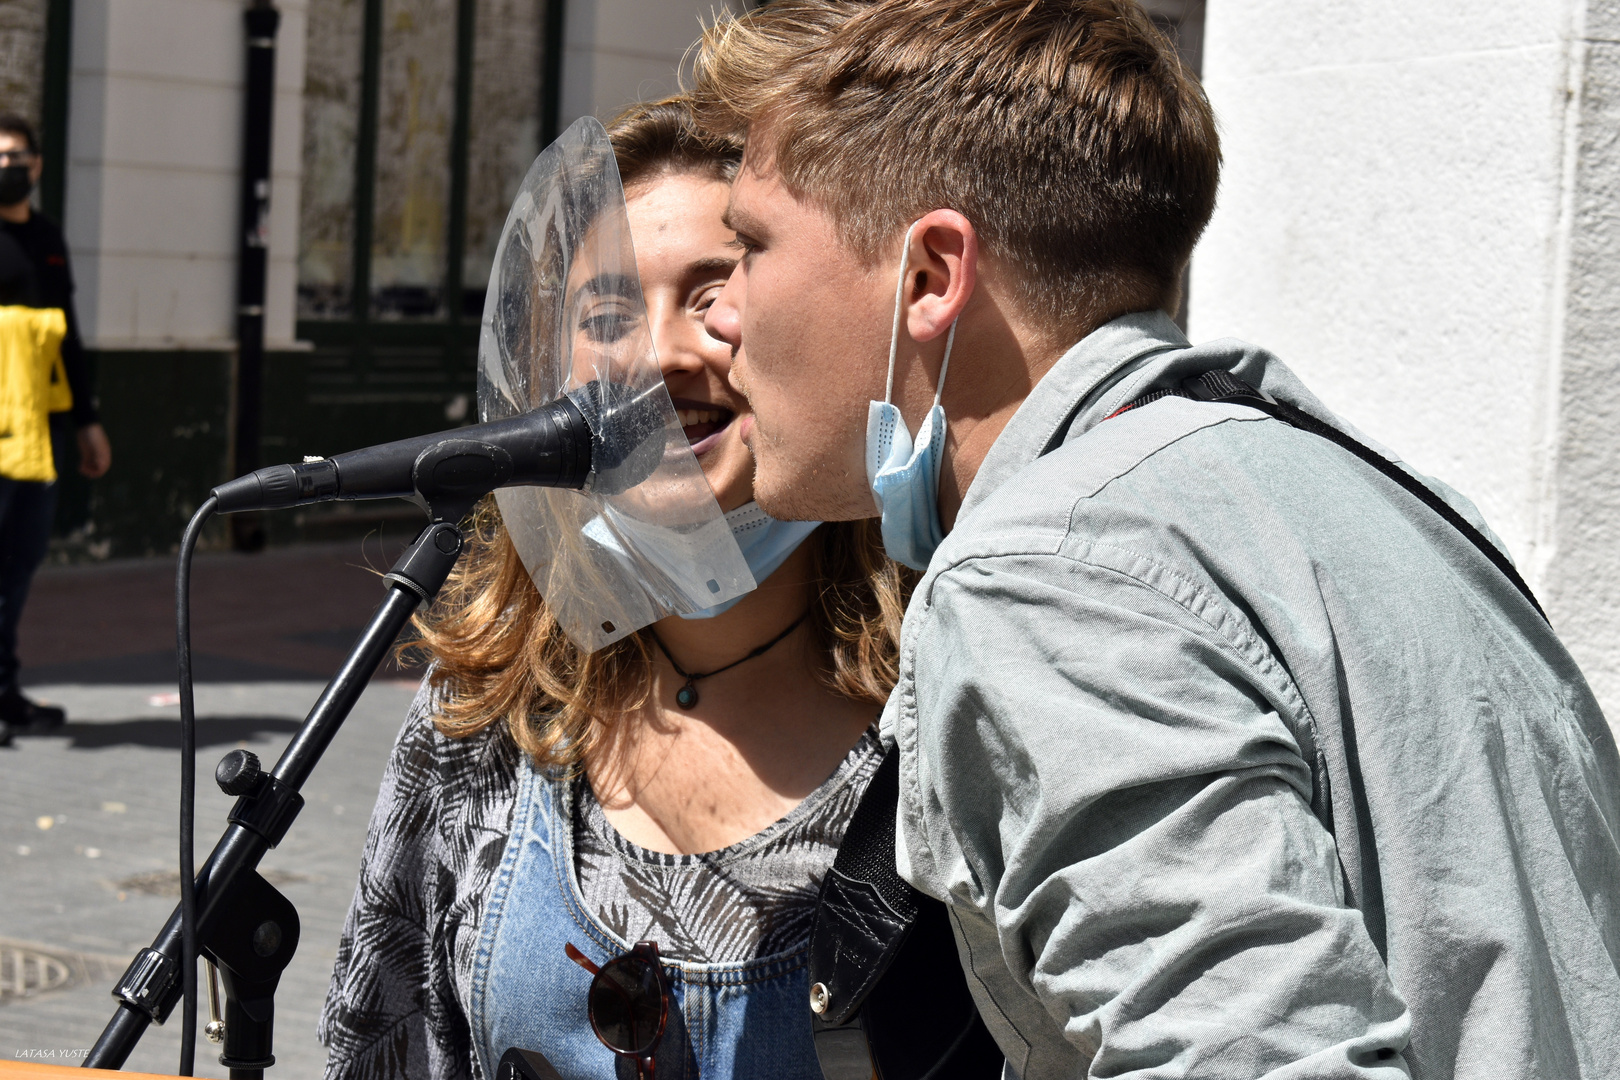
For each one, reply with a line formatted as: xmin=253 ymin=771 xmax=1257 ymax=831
xmin=318 ymin=96 xmax=911 ymax=1080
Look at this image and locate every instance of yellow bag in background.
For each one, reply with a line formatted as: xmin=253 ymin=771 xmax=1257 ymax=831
xmin=0 ymin=305 xmax=70 ymax=482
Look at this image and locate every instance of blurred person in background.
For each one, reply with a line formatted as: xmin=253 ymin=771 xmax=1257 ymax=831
xmin=0 ymin=113 xmax=111 ymax=745
xmin=318 ymin=96 xmax=915 ymax=1079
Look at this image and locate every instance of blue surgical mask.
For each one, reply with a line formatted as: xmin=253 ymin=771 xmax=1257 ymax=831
xmin=677 ymin=502 xmax=820 ymax=619
xmin=866 ymin=222 xmax=958 ymax=572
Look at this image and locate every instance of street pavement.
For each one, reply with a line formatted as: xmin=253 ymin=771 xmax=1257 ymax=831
xmin=1 ymin=540 xmax=427 ymax=1077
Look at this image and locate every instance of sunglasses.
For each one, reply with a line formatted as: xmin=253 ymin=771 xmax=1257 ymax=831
xmin=566 ymin=940 xmax=671 ymax=1078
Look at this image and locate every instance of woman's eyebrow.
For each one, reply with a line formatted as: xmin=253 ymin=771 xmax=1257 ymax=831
xmin=686 ymin=257 xmax=738 ymax=278
xmin=581 ymin=272 xmax=639 ymax=298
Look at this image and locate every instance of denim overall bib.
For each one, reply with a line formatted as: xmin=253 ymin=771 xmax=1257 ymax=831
xmin=470 ymin=757 xmax=823 ymax=1080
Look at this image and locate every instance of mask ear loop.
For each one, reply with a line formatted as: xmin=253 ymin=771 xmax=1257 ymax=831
xmin=933 ymin=320 xmax=958 ymax=407
xmin=885 ymin=222 xmax=921 ymax=406
xmin=924 ymin=320 xmax=959 ymax=494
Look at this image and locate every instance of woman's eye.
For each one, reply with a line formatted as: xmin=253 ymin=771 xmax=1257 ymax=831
xmin=692 ymin=285 xmax=725 ymax=314
xmin=580 ymin=310 xmax=636 ymax=343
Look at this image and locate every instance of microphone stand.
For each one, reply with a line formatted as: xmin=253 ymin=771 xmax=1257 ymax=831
xmin=83 ymin=496 xmax=479 ymax=1076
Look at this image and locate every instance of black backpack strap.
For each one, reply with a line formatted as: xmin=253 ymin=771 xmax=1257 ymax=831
xmin=1116 ymin=371 xmax=1547 ymax=622
xmin=809 ymin=748 xmax=1003 ymax=1080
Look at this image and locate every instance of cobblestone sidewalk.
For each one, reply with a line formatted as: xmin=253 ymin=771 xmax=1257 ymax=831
xmin=0 ymin=680 xmax=418 ymax=1078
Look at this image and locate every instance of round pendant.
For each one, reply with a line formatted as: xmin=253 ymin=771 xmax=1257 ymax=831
xmin=675 ymin=684 xmax=699 ymax=709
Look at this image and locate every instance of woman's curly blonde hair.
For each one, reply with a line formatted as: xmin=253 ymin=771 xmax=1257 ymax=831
xmin=407 ymin=97 xmax=915 ymax=769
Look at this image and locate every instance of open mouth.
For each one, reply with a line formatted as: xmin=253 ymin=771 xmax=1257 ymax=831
xmin=670 ymin=398 xmax=736 ymax=456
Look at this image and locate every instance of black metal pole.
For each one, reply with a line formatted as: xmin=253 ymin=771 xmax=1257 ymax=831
xmin=40 ymin=0 xmax=74 ymax=224
xmin=538 ymin=0 xmax=565 ymax=148
xmin=351 ymin=0 xmax=383 ymax=324
xmin=445 ymin=0 xmax=475 ymax=325
xmin=231 ymin=1 xmax=281 ymax=552
xmin=84 ymin=821 xmax=283 ymax=1068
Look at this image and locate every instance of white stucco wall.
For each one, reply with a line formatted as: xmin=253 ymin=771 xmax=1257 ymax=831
xmin=1190 ymin=0 xmax=1620 ymax=722
xmin=1545 ymin=4 xmax=1620 ymax=720
xmin=65 ymin=0 xmax=305 ymax=350
xmin=559 ymin=0 xmax=745 ymax=126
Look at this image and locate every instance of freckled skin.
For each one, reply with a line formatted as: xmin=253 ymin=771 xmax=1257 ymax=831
xmin=585 ymin=172 xmax=877 ymax=857
xmin=702 ymin=160 xmax=898 ymax=523
xmin=625 ymin=173 xmax=755 ymax=511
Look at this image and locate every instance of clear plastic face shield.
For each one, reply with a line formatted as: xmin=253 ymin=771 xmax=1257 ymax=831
xmin=476 ymin=116 xmax=754 ymax=652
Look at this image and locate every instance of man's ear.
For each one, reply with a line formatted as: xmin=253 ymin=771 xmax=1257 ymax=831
xmin=904 ymin=209 xmax=977 ymax=343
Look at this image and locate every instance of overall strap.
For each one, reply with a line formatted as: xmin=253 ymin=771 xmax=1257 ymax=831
xmin=1111 ymin=370 xmax=1547 ymax=622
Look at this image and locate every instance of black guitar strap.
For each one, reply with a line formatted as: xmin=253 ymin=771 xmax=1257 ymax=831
xmin=1112 ymin=370 xmax=1546 ymax=621
xmin=808 ymin=749 xmax=1004 ymax=1079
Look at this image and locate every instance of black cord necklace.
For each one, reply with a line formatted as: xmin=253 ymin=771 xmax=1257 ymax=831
xmin=649 ymin=611 xmax=810 ymax=709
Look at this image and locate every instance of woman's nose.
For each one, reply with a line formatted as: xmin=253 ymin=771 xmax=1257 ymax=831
xmin=653 ymin=309 xmax=706 ymax=377
xmin=704 ymin=269 xmax=744 ymax=349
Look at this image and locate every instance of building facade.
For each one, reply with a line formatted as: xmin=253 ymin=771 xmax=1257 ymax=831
xmin=4 ymin=0 xmax=1618 ymax=723
xmin=0 ymin=0 xmax=742 ymax=553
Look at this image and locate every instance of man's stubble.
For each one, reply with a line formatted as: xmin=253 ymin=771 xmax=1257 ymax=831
xmin=732 ymin=373 xmax=876 ymax=525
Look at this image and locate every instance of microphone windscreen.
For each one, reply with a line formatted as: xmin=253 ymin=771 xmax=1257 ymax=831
xmin=565 ymin=381 xmax=668 ymax=495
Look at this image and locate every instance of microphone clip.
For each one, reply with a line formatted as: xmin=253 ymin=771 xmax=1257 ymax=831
xmin=408 ymin=439 xmax=513 ymax=526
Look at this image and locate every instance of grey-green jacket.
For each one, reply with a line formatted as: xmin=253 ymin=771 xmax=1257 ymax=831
xmin=885 ymin=312 xmax=1620 ymax=1079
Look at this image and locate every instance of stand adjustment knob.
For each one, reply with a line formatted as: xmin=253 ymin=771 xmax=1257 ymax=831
xmin=216 ymin=749 xmax=263 ymax=796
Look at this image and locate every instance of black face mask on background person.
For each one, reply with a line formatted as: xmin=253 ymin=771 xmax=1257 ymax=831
xmin=0 ymin=164 xmax=35 ymax=207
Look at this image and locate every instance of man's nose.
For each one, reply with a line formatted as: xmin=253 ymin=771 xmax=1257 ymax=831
xmin=705 ymin=265 xmax=745 ymax=348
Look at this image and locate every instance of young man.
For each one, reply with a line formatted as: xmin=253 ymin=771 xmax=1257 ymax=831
xmin=694 ymin=1 xmax=1620 ymax=1076
xmin=0 ymin=114 xmax=110 ymax=743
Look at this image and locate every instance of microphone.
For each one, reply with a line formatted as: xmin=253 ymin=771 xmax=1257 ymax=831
xmin=210 ymin=381 xmax=667 ymax=514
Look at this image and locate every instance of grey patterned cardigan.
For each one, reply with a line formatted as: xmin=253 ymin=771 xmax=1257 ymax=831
xmin=319 ymin=690 xmax=518 ymax=1080
xmin=318 ymin=688 xmax=881 ymax=1080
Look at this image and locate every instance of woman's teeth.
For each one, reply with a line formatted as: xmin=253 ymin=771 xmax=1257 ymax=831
xmin=679 ymin=409 xmax=724 ymax=426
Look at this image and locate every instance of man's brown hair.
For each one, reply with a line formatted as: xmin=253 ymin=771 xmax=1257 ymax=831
xmin=692 ymin=0 xmax=1220 ymax=333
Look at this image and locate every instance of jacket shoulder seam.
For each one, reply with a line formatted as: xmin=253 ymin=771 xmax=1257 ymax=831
xmin=928 ymin=541 xmax=1324 ymax=777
